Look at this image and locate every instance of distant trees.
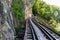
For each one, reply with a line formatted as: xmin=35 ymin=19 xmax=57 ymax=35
xmin=32 ymin=0 xmax=60 ymax=22
xmin=32 ymin=0 xmax=60 ymax=34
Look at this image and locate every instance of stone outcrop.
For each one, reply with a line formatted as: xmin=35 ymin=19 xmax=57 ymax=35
xmin=23 ymin=0 xmax=33 ymax=20
xmin=0 ymin=0 xmax=16 ymax=40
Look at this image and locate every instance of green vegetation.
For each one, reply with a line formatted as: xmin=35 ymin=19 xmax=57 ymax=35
xmin=0 ymin=34 xmax=2 ymax=40
xmin=12 ymin=0 xmax=24 ymax=24
xmin=15 ymin=25 xmax=23 ymax=34
xmin=12 ymin=0 xmax=24 ymax=34
xmin=32 ymin=0 xmax=60 ymax=34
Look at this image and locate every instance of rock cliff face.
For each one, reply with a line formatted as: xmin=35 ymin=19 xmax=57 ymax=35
xmin=0 ymin=0 xmax=16 ymax=40
xmin=0 ymin=0 xmax=33 ymax=40
xmin=23 ymin=0 xmax=33 ymax=20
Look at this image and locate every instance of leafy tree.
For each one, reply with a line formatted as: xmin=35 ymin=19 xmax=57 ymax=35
xmin=12 ymin=0 xmax=25 ymax=34
xmin=12 ymin=0 xmax=24 ymax=24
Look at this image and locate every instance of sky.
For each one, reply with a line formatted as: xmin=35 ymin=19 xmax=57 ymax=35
xmin=43 ymin=0 xmax=60 ymax=7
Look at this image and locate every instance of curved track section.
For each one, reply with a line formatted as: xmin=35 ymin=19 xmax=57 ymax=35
xmin=32 ymin=17 xmax=60 ymax=40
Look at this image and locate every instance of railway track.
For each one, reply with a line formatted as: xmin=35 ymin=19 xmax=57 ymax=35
xmin=24 ymin=20 xmax=34 ymax=40
xmin=24 ymin=17 xmax=60 ymax=40
xmin=32 ymin=17 xmax=60 ymax=40
xmin=24 ymin=19 xmax=49 ymax=40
